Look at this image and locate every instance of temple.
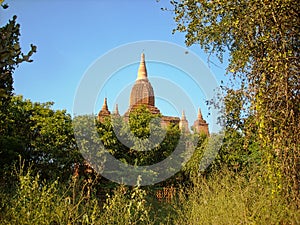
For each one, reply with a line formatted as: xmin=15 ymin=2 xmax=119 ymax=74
xmin=98 ymin=53 xmax=209 ymax=135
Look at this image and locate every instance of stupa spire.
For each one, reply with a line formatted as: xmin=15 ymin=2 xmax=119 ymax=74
xmin=179 ymin=110 xmax=189 ymax=132
xmin=197 ymin=108 xmax=203 ymax=120
xmin=98 ymin=97 xmax=111 ymax=122
xmin=114 ymin=104 xmax=120 ymax=116
xmin=137 ymin=53 xmax=148 ymax=80
xmin=102 ymin=98 xmax=108 ymax=110
xmin=181 ymin=110 xmax=186 ymax=120
xmin=193 ymin=107 xmax=209 ymax=136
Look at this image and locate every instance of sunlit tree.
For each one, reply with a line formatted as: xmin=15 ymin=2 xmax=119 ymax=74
xmin=170 ymin=0 xmax=299 ymax=204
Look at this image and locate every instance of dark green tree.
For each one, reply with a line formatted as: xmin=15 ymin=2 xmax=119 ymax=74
xmin=0 ymin=3 xmax=36 ymax=103
xmin=0 ymin=2 xmax=37 ymax=183
xmin=0 ymin=96 xmax=82 ymax=181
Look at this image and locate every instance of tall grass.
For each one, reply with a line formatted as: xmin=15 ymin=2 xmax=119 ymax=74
xmin=173 ymin=168 xmax=300 ymax=225
xmin=101 ymin=181 xmax=151 ymax=224
xmin=1 ymin=166 xmax=100 ymax=224
xmin=0 ymin=166 xmax=152 ymax=225
xmin=1 ymin=165 xmax=299 ymax=224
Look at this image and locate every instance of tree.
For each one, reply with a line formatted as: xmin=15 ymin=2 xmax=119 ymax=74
xmin=0 ymin=96 xmax=82 ymax=182
xmin=0 ymin=3 xmax=81 ymax=181
xmin=170 ymin=0 xmax=299 ymax=204
xmin=128 ymin=105 xmax=161 ymax=139
xmin=95 ymin=105 xmax=182 ymax=166
xmin=0 ymin=2 xmax=37 ymax=183
xmin=0 ymin=3 xmax=36 ymax=102
xmin=74 ymin=105 xmax=195 ymax=187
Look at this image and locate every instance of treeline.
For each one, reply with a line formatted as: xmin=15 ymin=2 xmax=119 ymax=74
xmin=0 ymin=94 xmax=209 ymax=186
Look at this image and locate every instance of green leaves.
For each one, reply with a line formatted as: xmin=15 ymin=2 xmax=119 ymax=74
xmin=128 ymin=105 xmax=160 ymax=139
xmin=0 ymin=96 xmax=82 ymax=181
xmin=170 ymin=0 xmax=300 ymax=204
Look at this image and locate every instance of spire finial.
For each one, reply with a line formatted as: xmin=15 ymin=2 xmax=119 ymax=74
xmin=141 ymin=52 xmax=145 ymax=60
xmin=137 ymin=53 xmax=148 ymax=80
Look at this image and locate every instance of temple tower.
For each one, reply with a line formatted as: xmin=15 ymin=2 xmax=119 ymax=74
xmin=113 ymin=104 xmax=120 ymax=116
xmin=193 ymin=108 xmax=209 ymax=135
xmin=179 ymin=110 xmax=190 ymax=133
xmin=127 ymin=53 xmax=160 ymax=114
xmin=97 ymin=98 xmax=111 ymax=122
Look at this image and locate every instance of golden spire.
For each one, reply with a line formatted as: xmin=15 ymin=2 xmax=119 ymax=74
xmin=198 ymin=108 xmax=203 ymax=120
xmin=137 ymin=53 xmax=148 ymax=80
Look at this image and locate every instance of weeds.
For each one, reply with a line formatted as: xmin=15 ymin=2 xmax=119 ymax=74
xmin=0 ymin=164 xmax=299 ymax=224
xmin=174 ymin=168 xmax=300 ymax=225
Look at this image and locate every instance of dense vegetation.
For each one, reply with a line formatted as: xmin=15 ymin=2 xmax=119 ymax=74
xmin=0 ymin=1 xmax=299 ymax=224
xmin=170 ymin=0 xmax=300 ymax=205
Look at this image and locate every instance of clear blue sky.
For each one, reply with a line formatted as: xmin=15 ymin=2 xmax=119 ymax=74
xmin=2 ymin=0 xmax=228 ymax=133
